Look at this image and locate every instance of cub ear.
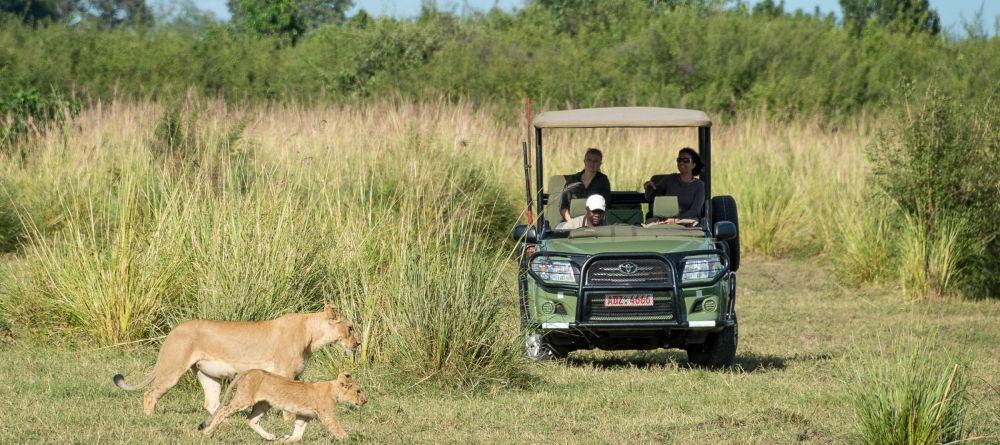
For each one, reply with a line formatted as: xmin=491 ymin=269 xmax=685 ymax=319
xmin=338 ymin=372 xmax=352 ymax=384
xmin=324 ymin=304 xmax=340 ymax=319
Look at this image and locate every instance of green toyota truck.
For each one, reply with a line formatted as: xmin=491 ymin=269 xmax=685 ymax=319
xmin=512 ymin=107 xmax=741 ymax=367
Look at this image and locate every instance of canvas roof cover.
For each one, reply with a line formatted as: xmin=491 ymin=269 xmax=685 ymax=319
xmin=533 ymin=107 xmax=711 ymax=128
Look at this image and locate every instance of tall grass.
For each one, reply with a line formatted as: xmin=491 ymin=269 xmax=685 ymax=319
xmin=833 ymin=192 xmax=898 ymax=283
xmin=10 ymin=170 xmax=188 ymax=345
xmin=849 ymin=335 xmax=970 ymax=445
xmin=0 ymin=98 xmax=524 ymax=388
xmin=1 ymin=96 xmax=994 ymax=387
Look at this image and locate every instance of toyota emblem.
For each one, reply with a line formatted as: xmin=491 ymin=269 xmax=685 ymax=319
xmin=618 ymin=262 xmax=639 ymax=275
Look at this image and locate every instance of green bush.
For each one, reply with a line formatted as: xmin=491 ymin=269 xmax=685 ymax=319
xmin=1 ymin=4 xmax=997 ymax=117
xmin=867 ymin=91 xmax=1000 ymax=298
xmin=0 ymin=87 xmax=79 ymax=156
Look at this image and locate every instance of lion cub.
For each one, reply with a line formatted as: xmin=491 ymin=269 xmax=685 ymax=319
xmin=200 ymin=370 xmax=366 ymax=442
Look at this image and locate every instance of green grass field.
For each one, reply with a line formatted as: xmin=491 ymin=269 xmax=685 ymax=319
xmin=3 ymin=257 xmax=998 ymax=444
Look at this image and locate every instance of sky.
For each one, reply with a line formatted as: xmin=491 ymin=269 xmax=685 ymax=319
xmin=190 ymin=0 xmax=1000 ymax=36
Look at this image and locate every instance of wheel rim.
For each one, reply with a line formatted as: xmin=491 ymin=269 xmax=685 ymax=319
xmin=525 ymin=333 xmax=545 ymax=358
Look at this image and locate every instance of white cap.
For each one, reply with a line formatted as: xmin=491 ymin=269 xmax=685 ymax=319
xmin=586 ymin=194 xmax=606 ymax=212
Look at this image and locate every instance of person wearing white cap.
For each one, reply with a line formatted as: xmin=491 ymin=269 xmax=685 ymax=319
xmin=555 ymin=194 xmax=607 ymax=231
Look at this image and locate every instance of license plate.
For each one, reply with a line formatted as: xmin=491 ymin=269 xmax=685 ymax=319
xmin=604 ymin=293 xmax=654 ymax=307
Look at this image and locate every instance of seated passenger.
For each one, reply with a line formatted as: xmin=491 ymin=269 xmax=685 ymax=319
xmin=643 ymin=147 xmax=705 ymax=223
xmin=555 ymin=195 xmax=607 ymax=230
xmin=560 ymin=148 xmax=611 ymax=222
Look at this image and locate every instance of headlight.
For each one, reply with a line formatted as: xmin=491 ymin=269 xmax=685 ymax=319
xmin=682 ymin=255 xmax=724 ymax=283
xmin=530 ymin=257 xmax=578 ymax=284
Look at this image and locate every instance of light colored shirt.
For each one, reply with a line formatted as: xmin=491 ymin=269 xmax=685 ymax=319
xmin=555 ymin=215 xmax=605 ymax=231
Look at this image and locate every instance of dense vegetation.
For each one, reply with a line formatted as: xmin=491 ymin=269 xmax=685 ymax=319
xmin=1 ymin=0 xmax=997 ymax=117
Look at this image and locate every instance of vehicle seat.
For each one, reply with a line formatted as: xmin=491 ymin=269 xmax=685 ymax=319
xmin=569 ymin=198 xmax=587 ymax=218
xmin=543 ymin=175 xmax=567 ymax=223
xmin=650 ymin=195 xmax=679 ymax=219
xmin=607 ymin=208 xmax=643 ymax=225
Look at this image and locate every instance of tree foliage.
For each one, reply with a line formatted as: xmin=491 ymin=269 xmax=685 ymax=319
xmin=1 ymin=0 xmax=151 ymax=27
xmin=0 ymin=0 xmax=76 ymax=23
xmin=86 ymin=0 xmax=152 ymax=28
xmin=839 ymin=0 xmax=940 ymax=36
xmin=228 ymin=0 xmax=304 ymax=43
xmin=298 ymin=0 xmax=353 ymax=29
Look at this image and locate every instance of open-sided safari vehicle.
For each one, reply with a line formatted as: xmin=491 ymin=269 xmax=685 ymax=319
xmin=512 ymin=107 xmax=741 ymax=367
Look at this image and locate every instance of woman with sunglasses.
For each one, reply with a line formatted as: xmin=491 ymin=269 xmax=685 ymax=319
xmin=642 ymin=147 xmax=705 ymax=223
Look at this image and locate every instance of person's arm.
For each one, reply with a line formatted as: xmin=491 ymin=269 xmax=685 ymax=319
xmin=560 ymin=207 xmax=572 ymax=222
xmin=678 ymin=181 xmax=705 ymax=219
xmin=643 ymin=175 xmax=665 ymax=202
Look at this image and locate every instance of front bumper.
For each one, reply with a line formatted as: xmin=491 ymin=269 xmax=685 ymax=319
xmin=526 ymin=250 xmax=734 ymax=328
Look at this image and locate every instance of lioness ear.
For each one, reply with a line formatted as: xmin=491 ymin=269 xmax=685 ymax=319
xmin=324 ymin=304 xmax=340 ymax=319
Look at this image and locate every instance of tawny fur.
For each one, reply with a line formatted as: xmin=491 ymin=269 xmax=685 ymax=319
xmin=112 ymin=305 xmax=360 ymax=415
xmin=200 ymin=370 xmax=367 ymax=442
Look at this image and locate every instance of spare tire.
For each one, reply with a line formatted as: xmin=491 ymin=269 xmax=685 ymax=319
xmin=711 ymin=195 xmax=740 ymax=272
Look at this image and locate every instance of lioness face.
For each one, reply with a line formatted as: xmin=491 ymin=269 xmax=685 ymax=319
xmin=336 ymin=372 xmax=367 ymax=407
xmin=323 ymin=305 xmax=361 ymax=352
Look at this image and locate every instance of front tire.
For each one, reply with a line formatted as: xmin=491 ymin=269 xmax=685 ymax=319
xmin=685 ymin=323 xmax=738 ymax=368
xmin=524 ymin=333 xmax=565 ymax=361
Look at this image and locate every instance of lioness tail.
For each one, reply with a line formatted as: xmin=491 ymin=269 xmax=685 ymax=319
xmin=113 ymin=373 xmax=155 ymax=390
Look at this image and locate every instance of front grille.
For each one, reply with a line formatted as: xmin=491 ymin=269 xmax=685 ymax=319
xmin=585 ymin=293 xmax=675 ymax=321
xmin=585 ymin=258 xmax=674 ymax=285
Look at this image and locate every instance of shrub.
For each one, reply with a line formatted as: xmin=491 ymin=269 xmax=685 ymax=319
xmin=0 ymin=87 xmax=80 ymax=158
xmin=867 ymin=91 xmax=1000 ymax=298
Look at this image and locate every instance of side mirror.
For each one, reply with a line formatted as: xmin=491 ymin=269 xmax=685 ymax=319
xmin=714 ymin=221 xmax=737 ymax=241
xmin=512 ymin=224 xmax=538 ymax=243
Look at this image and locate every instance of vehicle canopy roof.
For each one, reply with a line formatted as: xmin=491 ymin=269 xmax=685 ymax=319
xmin=533 ymin=107 xmax=711 ymax=129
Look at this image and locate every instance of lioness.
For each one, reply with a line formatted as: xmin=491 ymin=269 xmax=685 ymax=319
xmin=199 ymin=370 xmax=366 ymax=442
xmin=113 ymin=304 xmax=359 ymax=415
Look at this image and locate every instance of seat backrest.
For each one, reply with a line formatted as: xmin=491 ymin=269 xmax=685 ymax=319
xmin=543 ymin=175 xmax=567 ymax=222
xmin=652 ymin=195 xmax=679 ymax=218
xmin=607 ymin=208 xmax=643 ymax=225
xmin=569 ymin=198 xmax=588 ymax=218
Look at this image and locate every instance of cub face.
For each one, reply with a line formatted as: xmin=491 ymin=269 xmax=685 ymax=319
xmin=336 ymin=372 xmax=367 ymax=407
xmin=322 ymin=305 xmax=361 ymax=352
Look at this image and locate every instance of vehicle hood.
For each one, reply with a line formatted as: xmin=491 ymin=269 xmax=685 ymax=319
xmin=542 ymin=234 xmax=713 ymax=255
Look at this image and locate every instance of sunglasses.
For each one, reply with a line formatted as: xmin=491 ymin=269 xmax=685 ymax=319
xmin=676 ymin=157 xmax=693 ymax=164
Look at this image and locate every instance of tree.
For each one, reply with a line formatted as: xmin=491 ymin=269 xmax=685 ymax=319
xmin=228 ymin=0 xmax=304 ymax=43
xmin=85 ymin=0 xmax=152 ymax=28
xmin=297 ymin=0 xmax=353 ymax=29
xmin=752 ymin=0 xmax=784 ymax=17
xmin=840 ymin=0 xmax=940 ymax=36
xmin=0 ymin=0 xmax=78 ymax=23
xmin=1 ymin=0 xmax=150 ymax=27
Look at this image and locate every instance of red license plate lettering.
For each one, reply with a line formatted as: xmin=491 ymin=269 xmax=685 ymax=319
xmin=604 ymin=294 xmax=654 ymax=307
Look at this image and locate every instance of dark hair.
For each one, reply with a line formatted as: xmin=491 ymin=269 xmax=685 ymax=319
xmin=584 ymin=147 xmax=603 ymax=159
xmin=679 ymin=147 xmax=703 ymax=176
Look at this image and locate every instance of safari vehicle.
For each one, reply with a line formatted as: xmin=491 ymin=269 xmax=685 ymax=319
xmin=512 ymin=107 xmax=740 ymax=367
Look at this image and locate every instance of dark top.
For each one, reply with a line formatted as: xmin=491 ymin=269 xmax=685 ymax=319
xmin=560 ymin=170 xmax=612 ymax=215
xmin=644 ymin=173 xmax=705 ymax=219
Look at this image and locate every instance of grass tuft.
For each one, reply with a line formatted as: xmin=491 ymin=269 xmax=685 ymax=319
xmin=849 ymin=334 xmax=970 ymax=445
